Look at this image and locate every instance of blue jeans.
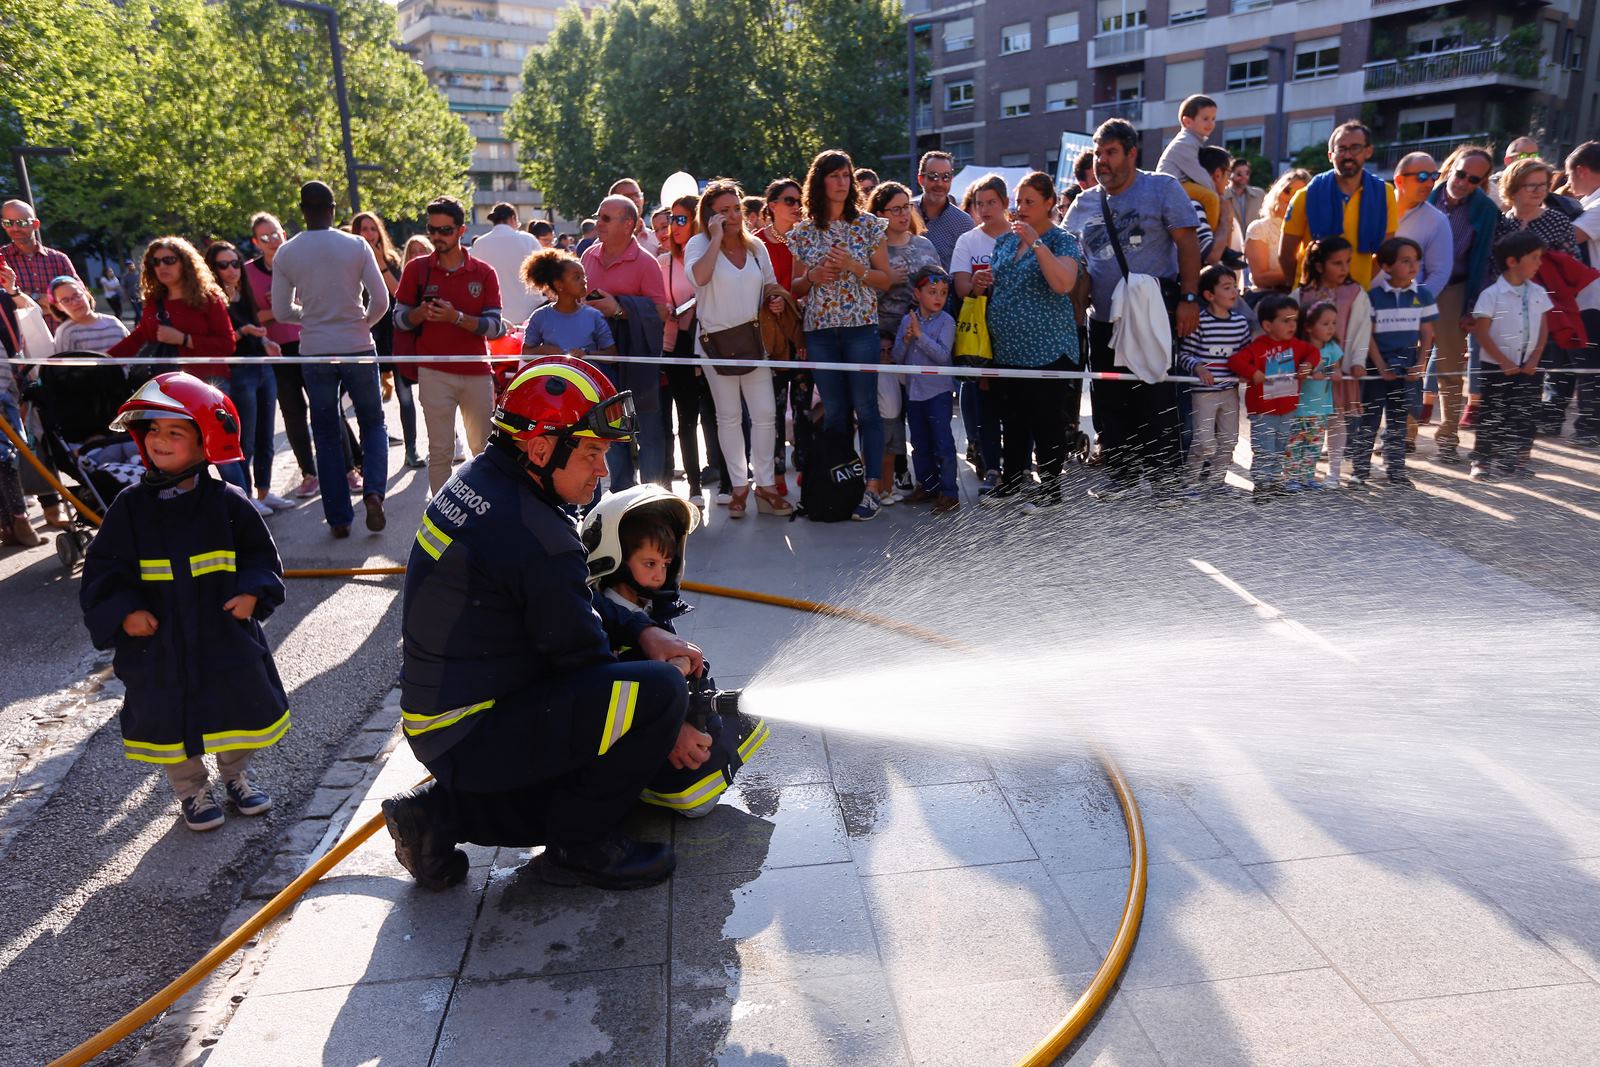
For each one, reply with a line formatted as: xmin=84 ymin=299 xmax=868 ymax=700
xmin=1248 ymin=412 xmax=1293 ymax=486
xmin=303 ymin=357 xmax=388 ymax=527
xmin=1351 ymin=375 xmax=1408 ymax=478
xmin=907 ymin=393 xmax=958 ymax=495
xmin=607 ymin=406 xmax=666 ymax=491
xmin=959 ymin=380 xmax=1001 ymax=472
xmin=204 ymin=375 xmax=253 ymax=493
xmin=228 ymin=363 xmax=278 ymax=493
xmin=807 ymin=325 xmax=884 ymax=480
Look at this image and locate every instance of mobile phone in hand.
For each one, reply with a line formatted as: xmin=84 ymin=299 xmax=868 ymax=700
xmin=586 ymin=290 xmax=605 ymax=301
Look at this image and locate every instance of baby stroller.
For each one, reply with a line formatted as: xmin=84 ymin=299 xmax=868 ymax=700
xmin=23 ymin=354 xmax=147 ymax=569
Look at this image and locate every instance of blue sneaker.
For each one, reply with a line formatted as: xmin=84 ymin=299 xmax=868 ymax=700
xmin=850 ymin=491 xmax=880 ymax=522
xmin=224 ymin=773 xmax=273 ymax=816
xmin=1283 ymin=481 xmax=1306 ymax=493
xmin=181 ymin=791 xmax=226 ymax=832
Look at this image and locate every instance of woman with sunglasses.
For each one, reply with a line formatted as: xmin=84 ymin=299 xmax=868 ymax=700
xmin=1423 ymin=145 xmax=1498 ymax=449
xmin=202 ymin=241 xmax=294 ymax=516
xmin=756 ymin=179 xmax=807 ymax=489
xmin=658 ymin=194 xmax=714 ymax=507
xmin=868 ymin=181 xmax=941 ymax=501
xmin=109 ymin=237 xmax=235 ymax=366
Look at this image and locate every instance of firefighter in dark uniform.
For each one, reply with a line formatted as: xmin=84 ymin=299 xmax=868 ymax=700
xmin=382 ymin=356 xmax=707 ymax=892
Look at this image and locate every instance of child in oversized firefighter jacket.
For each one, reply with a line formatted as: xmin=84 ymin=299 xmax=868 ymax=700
xmin=579 ymin=484 xmax=769 ymax=817
xmin=80 ymin=374 xmax=290 ymax=833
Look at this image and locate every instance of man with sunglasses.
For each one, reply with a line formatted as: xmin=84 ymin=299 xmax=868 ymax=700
xmin=1489 ymin=137 xmax=1541 ymax=210
xmin=1 ymin=199 xmax=80 ymax=331
xmin=911 ymin=151 xmax=975 ymax=271
xmin=1391 ymin=153 xmax=1452 ymax=298
xmin=394 ymin=195 xmax=507 ymax=495
xmin=382 ymin=357 xmax=697 ymax=893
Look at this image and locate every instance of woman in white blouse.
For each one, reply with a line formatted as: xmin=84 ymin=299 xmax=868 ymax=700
xmin=686 ymin=179 xmax=793 ymax=518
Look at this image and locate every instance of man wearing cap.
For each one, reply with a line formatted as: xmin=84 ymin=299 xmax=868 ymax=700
xmin=270 ymin=180 xmax=392 ymax=537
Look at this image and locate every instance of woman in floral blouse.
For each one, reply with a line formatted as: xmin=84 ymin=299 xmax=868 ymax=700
xmin=788 ymin=150 xmax=894 ymax=521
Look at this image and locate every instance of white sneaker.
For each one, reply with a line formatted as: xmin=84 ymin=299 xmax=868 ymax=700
xmin=259 ymin=492 xmax=295 ymax=511
xmin=249 ymin=498 xmax=274 ymax=517
xmin=878 ymin=488 xmax=900 ymax=507
xmin=716 ymin=491 xmax=733 ymax=506
xmin=453 ymin=435 xmax=467 ymax=463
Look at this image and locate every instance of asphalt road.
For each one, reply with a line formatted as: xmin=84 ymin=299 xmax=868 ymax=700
xmin=0 ymin=406 xmax=430 ymax=1067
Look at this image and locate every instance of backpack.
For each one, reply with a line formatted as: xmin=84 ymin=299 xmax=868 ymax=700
xmin=798 ymin=429 xmax=865 ymax=522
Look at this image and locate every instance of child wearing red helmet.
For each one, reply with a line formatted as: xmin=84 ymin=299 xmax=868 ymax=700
xmin=80 ymin=373 xmax=290 ymax=832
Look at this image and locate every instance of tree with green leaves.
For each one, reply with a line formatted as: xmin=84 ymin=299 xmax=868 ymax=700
xmin=0 ymin=0 xmax=472 ymax=258
xmin=506 ymin=0 xmax=904 ymax=218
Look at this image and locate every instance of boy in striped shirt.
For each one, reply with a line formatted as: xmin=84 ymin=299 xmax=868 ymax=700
xmin=1178 ymin=265 xmax=1252 ymax=489
xmin=1353 ymin=237 xmax=1436 ymax=488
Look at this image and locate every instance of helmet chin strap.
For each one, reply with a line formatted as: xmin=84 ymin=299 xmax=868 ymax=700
xmin=140 ymin=461 xmax=209 ymax=490
xmin=489 ymin=429 xmax=580 ymax=500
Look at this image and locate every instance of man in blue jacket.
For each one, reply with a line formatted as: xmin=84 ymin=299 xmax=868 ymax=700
xmin=382 ymin=356 xmax=704 ymax=892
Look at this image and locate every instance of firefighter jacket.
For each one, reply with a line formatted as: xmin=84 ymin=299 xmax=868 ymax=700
xmin=79 ymin=473 xmax=290 ymax=764
xmin=400 ymin=446 xmax=655 ymax=763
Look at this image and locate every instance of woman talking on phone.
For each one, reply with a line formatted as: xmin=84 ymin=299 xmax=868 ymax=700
xmin=787 ymin=150 xmax=893 ymax=521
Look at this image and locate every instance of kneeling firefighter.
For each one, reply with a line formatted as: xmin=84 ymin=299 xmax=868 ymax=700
xmin=580 ymin=484 xmax=771 ymax=817
xmin=383 ymin=356 xmax=706 ymax=892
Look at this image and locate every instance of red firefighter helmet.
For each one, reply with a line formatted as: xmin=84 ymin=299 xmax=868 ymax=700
xmin=491 ymin=356 xmax=635 ymax=443
xmin=111 ymin=372 xmax=244 ymax=467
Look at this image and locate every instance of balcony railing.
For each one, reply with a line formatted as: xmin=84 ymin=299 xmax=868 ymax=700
xmin=1375 ymin=131 xmax=1489 ymax=170
xmin=1364 ymin=42 xmax=1541 ymax=92
xmin=1089 ymin=98 xmax=1144 ymax=127
xmin=1089 ymin=26 xmax=1146 ymax=65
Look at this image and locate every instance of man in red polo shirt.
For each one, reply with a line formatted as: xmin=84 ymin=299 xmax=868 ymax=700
xmin=394 ymin=196 xmax=506 ymax=494
xmin=581 ymin=194 xmax=670 ymax=489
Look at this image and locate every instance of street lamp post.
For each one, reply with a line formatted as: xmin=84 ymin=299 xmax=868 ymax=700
xmin=1265 ymin=44 xmax=1289 ymax=174
xmin=906 ymin=14 xmax=963 ymax=185
xmin=9 ymin=145 xmax=73 ymax=207
xmin=276 ymin=0 xmax=363 ymax=212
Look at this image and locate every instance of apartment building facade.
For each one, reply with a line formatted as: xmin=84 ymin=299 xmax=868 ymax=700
xmin=397 ymin=0 xmax=601 ymax=228
xmin=908 ymin=0 xmax=1598 ymax=177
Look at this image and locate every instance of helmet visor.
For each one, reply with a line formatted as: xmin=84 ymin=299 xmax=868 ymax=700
xmin=574 ymin=390 xmax=636 ymax=441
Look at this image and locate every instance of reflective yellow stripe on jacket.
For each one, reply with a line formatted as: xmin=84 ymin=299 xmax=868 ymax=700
xmin=640 ymin=769 xmax=729 ymax=812
xmin=189 ymin=549 xmax=238 ymax=577
xmin=402 ymin=699 xmax=495 ymax=737
xmin=598 ymin=681 xmax=638 ymax=755
xmin=139 ymin=559 xmax=174 ymax=582
xmin=123 ymin=738 xmax=188 ymax=764
xmin=415 ymin=515 xmax=453 ymax=561
xmin=204 ymin=709 xmax=290 ymax=753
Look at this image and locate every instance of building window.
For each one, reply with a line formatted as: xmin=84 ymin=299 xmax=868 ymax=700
xmin=1045 ymin=80 xmax=1079 ymax=112
xmin=1169 ymin=3 xmax=1206 ymax=24
xmin=1166 ymin=58 xmax=1204 ymax=101
xmin=1046 ymin=14 xmax=1079 ymax=46
xmin=1231 ymin=0 xmax=1270 ymax=11
xmin=1226 ymin=51 xmax=1270 ymax=90
xmin=1000 ymin=88 xmax=1031 ymax=119
xmin=1001 ymin=152 xmax=1031 ymax=167
xmin=1223 ymin=126 xmax=1265 ymax=157
xmin=1000 ymin=22 xmax=1032 ymax=54
xmin=943 ymin=17 xmax=974 ymax=51
xmin=1046 ymin=149 xmax=1061 ymax=174
xmin=1287 ymin=116 xmax=1334 ymax=152
xmin=945 ymin=80 xmax=975 ymax=110
xmin=947 ymin=139 xmax=975 ymax=168
xmin=1570 ymin=34 xmax=1586 ymax=69
xmin=1396 ymin=104 xmax=1455 ymax=143
xmin=1293 ymin=37 xmax=1339 ymax=80
xmin=1097 ymin=0 xmax=1146 ymax=35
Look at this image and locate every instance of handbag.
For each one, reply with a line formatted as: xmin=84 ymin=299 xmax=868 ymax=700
xmin=700 ymin=320 xmax=763 ymax=376
xmin=129 ymin=300 xmax=179 ymax=384
xmin=953 ymin=294 xmax=991 ymax=367
xmin=1098 ymin=189 xmax=1182 ymax=316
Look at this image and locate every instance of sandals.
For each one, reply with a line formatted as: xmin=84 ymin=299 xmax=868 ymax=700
xmin=727 ymin=486 xmax=750 ymax=519
xmin=754 ymin=486 xmax=794 ymax=516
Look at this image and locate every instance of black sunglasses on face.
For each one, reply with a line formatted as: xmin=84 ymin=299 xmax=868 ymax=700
xmin=771 ymin=196 xmax=801 ymax=207
xmin=1453 ymin=171 xmax=1484 ymax=185
xmin=150 ymin=254 xmax=181 ymax=267
xmin=426 ymin=224 xmax=458 ymax=235
xmin=214 ymin=259 xmax=242 ymax=270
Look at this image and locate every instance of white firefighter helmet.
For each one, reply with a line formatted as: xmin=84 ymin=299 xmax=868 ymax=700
xmin=580 ymin=484 xmax=700 ymax=589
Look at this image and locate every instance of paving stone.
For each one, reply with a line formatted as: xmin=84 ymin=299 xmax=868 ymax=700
xmin=275 ymin=817 xmax=332 ymax=858
xmin=1462 ymin=856 xmax=1600 ymax=981
xmin=1256 ymin=850 xmax=1586 ymax=1002
xmin=1007 ymin=777 xmax=1225 ymax=875
xmin=1380 ymin=983 xmax=1600 ymax=1067
xmin=462 ymin=862 xmax=669 ymax=981
xmin=842 ymin=780 xmax=1036 ymax=876
xmin=734 ymin=722 xmax=832 ymax=788
xmin=1179 ymin=772 xmax=1419 ymax=865
xmin=245 ymin=853 xmax=308 ymax=900
xmin=988 ymin=749 xmax=1106 ymax=790
xmin=671 ymin=862 xmax=881 ymax=992
xmin=671 ymin=971 xmax=908 ymax=1067
xmin=317 ymin=760 xmax=369 ymax=789
xmin=1126 ymin=969 xmax=1417 ymax=1067
xmin=336 ymin=728 xmax=394 ymax=763
xmin=674 ymin=782 xmax=848 ymax=877
xmin=252 ymin=873 xmax=480 ymax=995
xmin=301 ymin=785 xmax=354 ymax=820
xmin=862 ymin=860 xmax=1099 ymax=992
xmin=826 ymin=735 xmax=993 ymax=792
xmin=1059 ymin=857 xmax=1324 ymax=990
xmin=897 ymin=975 xmax=1163 ymax=1067
xmin=204 ymin=977 xmax=451 ymax=1067
xmin=434 ymin=968 xmax=667 ymax=1067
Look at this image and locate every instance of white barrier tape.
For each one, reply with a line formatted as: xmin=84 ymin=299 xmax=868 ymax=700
xmin=9 ymin=351 xmax=1600 ymax=382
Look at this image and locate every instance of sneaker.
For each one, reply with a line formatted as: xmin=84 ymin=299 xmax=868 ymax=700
xmin=1386 ymin=473 xmax=1415 ymax=489
xmin=850 ymin=491 xmax=880 ymax=521
xmin=250 ymin=497 xmax=274 ymax=517
xmin=224 ymin=773 xmax=273 ymax=815
xmin=1282 ymin=481 xmax=1306 ymax=493
xmin=1308 ymin=477 xmax=1339 ymax=491
xmin=894 ymin=471 xmax=914 ymax=493
xmin=983 ymin=480 xmax=1024 ymax=503
xmin=294 ymin=474 xmax=319 ymax=499
xmin=1347 ymin=474 xmax=1370 ymax=489
xmin=180 ymin=791 xmax=226 ymax=832
xmin=932 ymin=494 xmax=960 ymax=514
xmin=540 ymin=834 xmax=676 ymax=891
xmin=1469 ymin=462 xmax=1492 ymax=481
xmin=364 ymin=493 xmax=386 ymax=532
xmin=259 ymin=492 xmax=295 ymax=511
xmin=877 ymin=488 xmax=900 ymax=507
xmin=453 ymin=437 xmax=467 ymax=464
xmin=715 ymin=491 xmax=733 ymax=506
xmin=1020 ymin=493 xmax=1064 ymax=515
xmin=977 ymin=470 xmax=1000 ymax=495
xmin=689 ymin=493 xmax=706 ymax=509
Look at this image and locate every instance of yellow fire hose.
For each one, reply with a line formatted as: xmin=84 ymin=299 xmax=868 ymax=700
xmin=10 ymin=414 xmax=1147 ymax=1066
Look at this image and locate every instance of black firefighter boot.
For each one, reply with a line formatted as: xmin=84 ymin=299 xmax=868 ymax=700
xmin=382 ymin=782 xmax=469 ymax=891
xmin=540 ymin=834 xmax=676 ymax=891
